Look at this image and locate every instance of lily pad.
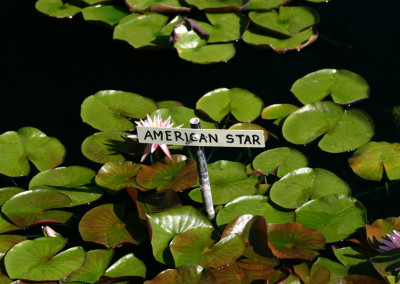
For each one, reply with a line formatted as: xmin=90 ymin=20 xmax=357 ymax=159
xmin=63 ymin=249 xmax=114 ymax=283
xmin=95 ymin=162 xmax=143 ymax=191
xmin=211 ymin=261 xmax=272 ymax=283
xmin=103 ymin=253 xmax=146 ymax=279
xmin=136 ymin=155 xmax=197 ymax=192
xmin=246 ymin=0 xmax=291 ymax=10
xmin=147 ymin=206 xmax=213 ymax=264
xmin=252 ymin=147 xmax=308 ymax=178
xmin=35 ymin=0 xmax=82 ymax=18
xmin=0 ymin=187 xmax=25 ymax=206
xmin=0 ymin=216 xmax=20 ymax=234
xmin=270 ymin=167 xmax=350 ymax=209
xmin=82 ymin=5 xmax=129 ymax=26
xmin=295 ymin=194 xmax=366 ymax=243
xmin=189 ymin=160 xmax=259 ymax=205
xmin=314 ymin=257 xmax=348 ymax=284
xmin=183 ymin=0 xmax=248 ymax=11
xmin=370 ymin=249 xmax=400 ymax=280
xmin=291 ymin=69 xmax=370 ymax=105
xmin=216 ymin=195 xmax=295 ymax=229
xmin=243 ymin=26 xmax=318 ymax=52
xmin=365 ymin=217 xmax=400 ymax=247
xmin=333 ymin=246 xmax=378 ymax=277
xmin=267 ymin=222 xmax=325 ymax=259
xmin=0 ymin=235 xmax=27 ymax=260
xmin=4 ymin=237 xmax=85 ymax=281
xmin=282 ymin=101 xmax=374 ymax=153
xmin=81 ymin=90 xmax=158 ymax=131
xmin=249 ymin=7 xmax=319 ymax=36
xmin=29 ymin=166 xmax=103 ymax=207
xmin=125 ymin=0 xmax=189 ymax=12
xmin=196 ymin=88 xmax=263 ymax=122
xmin=79 ymin=203 xmax=142 ymax=248
xmin=335 ymin=275 xmax=386 ymax=284
xmin=145 ymin=265 xmax=216 ymax=283
xmin=261 ymin=104 xmax=299 ymax=125
xmin=229 ymin=123 xmax=269 ymax=142
xmin=157 ymin=100 xmax=184 ymax=108
xmin=293 ymin=263 xmax=330 ymax=284
xmin=170 ymin=227 xmax=245 ymax=268
xmin=0 ymin=127 xmax=66 ymax=177
xmin=1 ymin=189 xmax=73 ymax=227
xmin=348 ymin=142 xmax=400 ymax=181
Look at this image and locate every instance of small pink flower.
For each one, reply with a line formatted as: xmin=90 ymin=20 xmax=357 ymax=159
xmin=128 ymin=114 xmax=183 ymax=162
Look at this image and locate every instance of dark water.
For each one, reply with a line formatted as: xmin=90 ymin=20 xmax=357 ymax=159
xmin=1 ymin=0 xmax=400 ymax=220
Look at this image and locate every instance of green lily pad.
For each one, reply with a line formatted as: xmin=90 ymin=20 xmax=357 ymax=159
xmin=183 ymin=0 xmax=247 ymax=10
xmin=0 ymin=235 xmax=27 ymax=260
xmin=35 ymin=0 xmax=82 ymax=18
xmin=252 ymin=147 xmax=308 ymax=178
xmin=0 ymin=216 xmax=20 ymax=234
xmin=295 ymin=194 xmax=366 ymax=243
xmin=1 ymin=189 xmax=73 ymax=227
xmin=79 ymin=203 xmax=142 ymax=248
xmin=0 ymin=127 xmax=66 ymax=177
xmin=261 ymin=104 xmax=299 ymax=125
xmin=157 ymin=100 xmax=184 ymax=108
xmin=0 ymin=187 xmax=25 ymax=206
xmin=189 ymin=160 xmax=259 ymax=205
xmin=270 ymin=167 xmax=350 ymax=209
xmin=365 ymin=217 xmax=400 ymax=248
xmin=216 ymin=195 xmax=295 ymax=229
xmin=95 ymin=162 xmax=143 ymax=191
xmin=249 ymin=7 xmax=319 ymax=37
xmin=196 ymin=88 xmax=263 ymax=122
xmin=145 ymin=265 xmax=216 ymax=284
xmin=370 ymin=249 xmax=400 ymax=280
xmin=4 ymin=237 xmax=85 ymax=281
xmin=349 ymin=142 xmax=400 ymax=181
xmin=147 ymin=206 xmax=213 ymax=264
xmin=82 ymin=5 xmax=129 ymax=26
xmin=81 ymin=90 xmax=158 ymax=131
xmin=170 ymin=227 xmax=245 ymax=268
xmin=63 ymin=249 xmax=114 ymax=283
xmin=29 ymin=166 xmax=103 ymax=207
xmin=228 ymin=123 xmax=269 ymax=141
xmin=0 ymin=271 xmax=11 ymax=283
xmin=293 ymin=263 xmax=330 ymax=284
xmin=246 ymin=0 xmax=290 ymax=10
xmin=314 ymin=257 xmax=348 ymax=284
xmin=243 ymin=26 xmax=318 ymax=52
xmin=333 ymin=246 xmax=378 ymax=278
xmin=291 ymin=69 xmax=370 ymax=105
xmin=136 ymin=155 xmax=197 ymax=192
xmin=282 ymin=101 xmax=374 ymax=153
xmin=267 ymin=222 xmax=325 ymax=259
xmin=126 ymin=0 xmax=189 ymax=12
xmin=103 ymin=253 xmax=146 ymax=279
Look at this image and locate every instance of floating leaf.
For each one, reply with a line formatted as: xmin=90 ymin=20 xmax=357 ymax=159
xmin=211 ymin=261 xmax=272 ymax=283
xmin=64 ymin=249 xmax=114 ymax=283
xmin=95 ymin=162 xmax=143 ymax=191
xmin=295 ymin=194 xmax=366 ymax=243
xmin=246 ymin=0 xmax=290 ymax=10
xmin=370 ymin=249 xmax=400 ymax=280
xmin=0 ymin=235 xmax=27 ymax=260
xmin=103 ymin=253 xmax=146 ymax=279
xmin=29 ymin=166 xmax=103 ymax=207
xmin=333 ymin=246 xmax=378 ymax=278
xmin=366 ymin=217 xmax=400 ymax=247
xmin=229 ymin=123 xmax=269 ymax=143
xmin=81 ymin=90 xmax=158 ymax=131
xmin=136 ymin=155 xmax=197 ymax=192
xmin=183 ymin=0 xmax=247 ymax=11
xmin=196 ymin=88 xmax=263 ymax=122
xmin=252 ymin=147 xmax=308 ymax=178
xmin=0 ymin=216 xmax=19 ymax=234
xmin=270 ymin=167 xmax=350 ymax=209
xmin=261 ymin=104 xmax=299 ymax=125
xmin=79 ymin=204 xmax=142 ymax=248
xmin=314 ymin=257 xmax=348 ymax=284
xmin=145 ymin=265 xmax=216 ymax=284
xmin=293 ymin=263 xmax=330 ymax=284
xmin=157 ymin=101 xmax=184 ymax=108
xmin=35 ymin=0 xmax=82 ymax=18
xmin=82 ymin=5 xmax=129 ymax=26
xmin=282 ymin=101 xmax=374 ymax=153
xmin=216 ymin=195 xmax=295 ymax=229
xmin=249 ymin=7 xmax=319 ymax=36
xmin=349 ymin=142 xmax=400 ymax=181
xmin=170 ymin=227 xmax=245 ymax=268
xmin=0 ymin=127 xmax=65 ymax=177
xmin=189 ymin=161 xmax=259 ymax=205
xmin=0 ymin=187 xmax=25 ymax=206
xmin=147 ymin=206 xmax=213 ymax=264
xmin=125 ymin=0 xmax=189 ymax=12
xmin=291 ymin=69 xmax=370 ymax=105
xmin=4 ymin=237 xmax=85 ymax=281
xmin=335 ymin=275 xmax=386 ymax=284
xmin=267 ymin=222 xmax=325 ymax=259
xmin=1 ymin=189 xmax=73 ymax=227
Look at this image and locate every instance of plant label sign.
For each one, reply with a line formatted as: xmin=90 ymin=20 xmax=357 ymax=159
xmin=136 ymin=127 xmax=265 ymax=148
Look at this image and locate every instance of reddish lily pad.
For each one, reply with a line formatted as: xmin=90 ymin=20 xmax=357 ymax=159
xmin=0 ymin=187 xmax=25 ymax=206
xmin=4 ymin=237 xmax=85 ymax=281
xmin=1 ymin=189 xmax=73 ymax=227
xmin=335 ymin=275 xmax=386 ymax=284
xmin=95 ymin=161 xmax=143 ymax=191
xmin=0 ymin=127 xmax=66 ymax=177
xmin=82 ymin=5 xmax=129 ymax=26
xmin=170 ymin=227 xmax=245 ymax=268
xmin=349 ymin=141 xmax=400 ymax=181
xmin=196 ymin=88 xmax=264 ymax=122
xmin=365 ymin=217 xmax=400 ymax=248
xmin=147 ymin=206 xmax=213 ymax=264
xmin=267 ymin=222 xmax=326 ymax=259
xmin=35 ymin=0 xmax=82 ymax=18
xmin=81 ymin=90 xmax=158 ymax=131
xmin=136 ymin=155 xmax=198 ymax=192
xmin=211 ymin=261 xmax=273 ymax=283
xmin=293 ymin=263 xmax=330 ymax=284
xmin=291 ymin=69 xmax=370 ymax=105
xmin=145 ymin=265 xmax=216 ymax=284
xmin=79 ymin=203 xmax=143 ymax=248
xmin=252 ymin=147 xmax=308 ymax=178
xmin=103 ymin=253 xmax=146 ymax=279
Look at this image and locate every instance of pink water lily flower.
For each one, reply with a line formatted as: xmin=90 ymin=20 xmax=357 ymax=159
xmin=377 ymin=230 xmax=400 ymax=272
xmin=128 ymin=114 xmax=183 ymax=162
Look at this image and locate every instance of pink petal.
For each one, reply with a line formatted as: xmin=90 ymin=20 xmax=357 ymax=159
xmin=160 ymin=144 xmax=172 ymax=160
xmin=127 ymin=134 xmax=138 ymax=139
xmin=141 ymin=144 xmax=153 ymax=162
xmin=150 ymin=143 xmax=159 ymax=153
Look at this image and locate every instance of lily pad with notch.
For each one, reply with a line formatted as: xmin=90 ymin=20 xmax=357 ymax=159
xmin=95 ymin=161 xmax=144 ymax=191
xmin=103 ymin=253 xmax=146 ymax=279
xmin=35 ymin=0 xmax=83 ymax=18
xmin=314 ymin=257 xmax=349 ymax=284
xmin=293 ymin=263 xmax=330 ymax=284
xmin=144 ymin=265 xmax=216 ymax=283
xmin=82 ymin=5 xmax=129 ymax=26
